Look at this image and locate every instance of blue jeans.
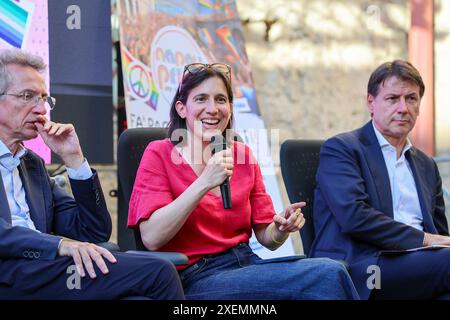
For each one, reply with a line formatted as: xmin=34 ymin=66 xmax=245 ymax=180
xmin=179 ymin=243 xmax=359 ymax=300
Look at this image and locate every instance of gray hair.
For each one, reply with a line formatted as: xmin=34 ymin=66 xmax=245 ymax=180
xmin=0 ymin=48 xmax=46 ymax=94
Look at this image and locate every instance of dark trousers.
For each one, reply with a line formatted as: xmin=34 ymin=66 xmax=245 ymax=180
xmin=370 ymin=248 xmax=450 ymax=300
xmin=0 ymin=252 xmax=184 ymax=300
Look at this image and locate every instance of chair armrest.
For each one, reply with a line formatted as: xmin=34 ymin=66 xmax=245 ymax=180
xmin=96 ymin=242 xmax=121 ymax=252
xmin=126 ymin=250 xmax=189 ymax=266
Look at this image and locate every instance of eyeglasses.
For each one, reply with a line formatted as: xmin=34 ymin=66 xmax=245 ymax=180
xmin=0 ymin=91 xmax=56 ymax=110
xmin=177 ymin=63 xmax=232 ymax=96
xmin=183 ymin=63 xmax=231 ymax=80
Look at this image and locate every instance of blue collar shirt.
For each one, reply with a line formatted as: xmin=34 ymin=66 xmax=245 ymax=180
xmin=0 ymin=140 xmax=93 ymax=231
xmin=0 ymin=141 xmax=38 ymax=230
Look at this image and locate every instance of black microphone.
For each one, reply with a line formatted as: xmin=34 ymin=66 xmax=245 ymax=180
xmin=211 ymin=135 xmax=232 ymax=209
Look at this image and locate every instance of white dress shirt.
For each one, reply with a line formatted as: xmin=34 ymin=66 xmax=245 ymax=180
xmin=0 ymin=140 xmax=93 ymax=230
xmin=372 ymin=123 xmax=423 ymax=230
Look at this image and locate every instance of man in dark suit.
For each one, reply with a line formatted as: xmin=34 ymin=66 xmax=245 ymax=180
xmin=310 ymin=60 xmax=450 ymax=300
xmin=0 ymin=48 xmax=184 ymax=299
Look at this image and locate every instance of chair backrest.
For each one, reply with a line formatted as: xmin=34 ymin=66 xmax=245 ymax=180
xmin=117 ymin=127 xmax=168 ymax=251
xmin=280 ymin=139 xmax=323 ymax=256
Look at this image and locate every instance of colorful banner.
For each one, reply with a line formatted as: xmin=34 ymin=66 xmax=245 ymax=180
xmin=0 ymin=0 xmax=50 ymax=163
xmin=0 ymin=0 xmax=33 ymax=48
xmin=118 ymin=0 xmax=293 ymax=258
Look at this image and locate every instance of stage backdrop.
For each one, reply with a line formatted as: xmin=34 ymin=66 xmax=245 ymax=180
xmin=118 ymin=0 xmax=294 ymax=258
xmin=0 ymin=0 xmax=50 ymax=163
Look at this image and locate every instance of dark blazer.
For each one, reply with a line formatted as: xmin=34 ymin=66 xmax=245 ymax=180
xmin=310 ymin=121 xmax=448 ymax=299
xmin=0 ymin=150 xmax=111 ymax=286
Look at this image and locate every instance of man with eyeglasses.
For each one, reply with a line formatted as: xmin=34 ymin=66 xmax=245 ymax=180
xmin=0 ymin=48 xmax=184 ymax=299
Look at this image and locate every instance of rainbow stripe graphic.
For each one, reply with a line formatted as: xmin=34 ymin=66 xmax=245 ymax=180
xmin=198 ymin=28 xmax=214 ymax=47
xmin=223 ymin=4 xmax=237 ymax=18
xmin=198 ymin=0 xmax=222 ymax=10
xmin=121 ymin=47 xmax=159 ymax=110
xmin=121 ymin=47 xmax=135 ymax=85
xmin=216 ymin=26 xmax=240 ymax=59
xmin=0 ymin=0 xmax=30 ymax=48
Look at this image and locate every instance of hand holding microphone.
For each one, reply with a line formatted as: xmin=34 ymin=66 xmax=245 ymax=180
xmin=202 ymin=135 xmax=233 ymax=209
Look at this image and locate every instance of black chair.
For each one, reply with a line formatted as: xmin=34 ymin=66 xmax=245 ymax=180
xmin=280 ymin=139 xmax=323 ymax=257
xmin=117 ymin=128 xmax=188 ymax=265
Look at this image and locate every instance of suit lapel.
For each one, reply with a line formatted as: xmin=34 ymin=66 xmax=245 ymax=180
xmin=0 ymin=173 xmax=12 ymax=223
xmin=406 ymin=149 xmax=437 ymax=233
xmin=19 ymin=153 xmax=47 ymax=232
xmin=359 ymin=122 xmax=394 ymax=217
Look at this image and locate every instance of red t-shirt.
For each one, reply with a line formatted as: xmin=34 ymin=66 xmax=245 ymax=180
xmin=128 ymin=139 xmax=275 ymax=269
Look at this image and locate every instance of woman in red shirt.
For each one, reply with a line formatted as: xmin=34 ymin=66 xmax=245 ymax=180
xmin=128 ymin=63 xmax=358 ymax=300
